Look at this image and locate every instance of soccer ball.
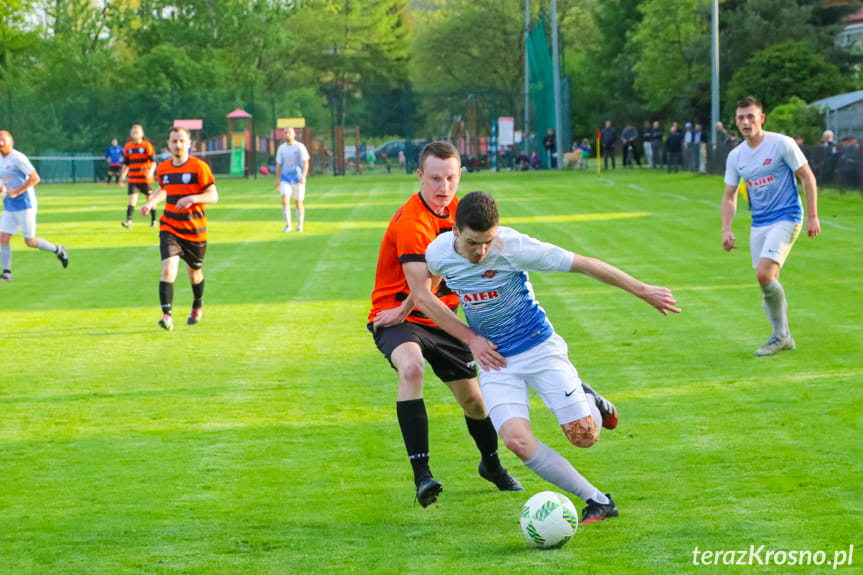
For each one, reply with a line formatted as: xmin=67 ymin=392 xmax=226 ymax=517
xmin=520 ymin=491 xmax=579 ymax=548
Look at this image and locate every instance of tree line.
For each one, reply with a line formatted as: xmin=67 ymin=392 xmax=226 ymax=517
xmin=0 ymin=0 xmax=858 ymax=153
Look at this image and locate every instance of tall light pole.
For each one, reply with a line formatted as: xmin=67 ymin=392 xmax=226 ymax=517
xmin=711 ymin=0 xmax=720 ymax=149
xmin=524 ymin=0 xmax=530 ymax=155
xmin=551 ymin=0 xmax=563 ymax=169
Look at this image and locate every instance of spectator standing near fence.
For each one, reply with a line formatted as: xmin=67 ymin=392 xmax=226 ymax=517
xmin=721 ymin=96 xmax=820 ymax=357
xmin=0 ymin=130 xmax=69 ymax=282
xmin=651 ymin=121 xmax=664 ymax=168
xmin=621 ymin=124 xmax=641 ymax=168
xmin=642 ymin=121 xmax=654 ymax=168
xmin=543 ymin=128 xmax=557 ymax=169
xmin=600 ymin=120 xmax=617 ymax=170
xmin=666 ymin=124 xmax=683 ymax=173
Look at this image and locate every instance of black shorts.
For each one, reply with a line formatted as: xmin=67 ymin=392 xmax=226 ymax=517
xmin=160 ymin=231 xmax=207 ymax=270
xmin=108 ymin=164 xmax=122 ymax=176
xmin=368 ymin=321 xmax=476 ymax=383
xmin=128 ymin=182 xmax=152 ymax=195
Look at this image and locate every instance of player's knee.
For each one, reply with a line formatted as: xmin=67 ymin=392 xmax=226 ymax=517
xmin=562 ymin=416 xmax=599 ymax=448
xmin=501 ymin=431 xmax=533 ymax=459
xmin=23 ymin=237 xmax=38 ymax=248
xmin=397 ymin=359 xmax=426 ymax=388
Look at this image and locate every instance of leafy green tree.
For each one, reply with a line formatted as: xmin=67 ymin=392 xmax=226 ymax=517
xmin=767 ymin=96 xmax=825 ymax=145
xmin=631 ymin=0 xmax=708 ymax=116
xmin=726 ymin=41 xmax=851 ymax=117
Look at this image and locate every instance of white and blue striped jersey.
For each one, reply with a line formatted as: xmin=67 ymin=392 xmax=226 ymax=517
xmin=724 ymin=131 xmax=806 ymax=227
xmin=426 ymin=226 xmax=574 ymax=357
xmin=0 ymin=150 xmax=37 ymax=212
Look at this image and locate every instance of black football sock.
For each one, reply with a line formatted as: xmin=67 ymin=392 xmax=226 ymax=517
xmin=466 ymin=415 xmax=502 ymax=472
xmin=126 ymin=205 xmax=134 ymax=221
xmin=397 ymin=399 xmax=432 ymax=484
xmin=151 ymin=209 xmax=157 ymax=224
xmin=159 ymin=281 xmax=174 ymax=316
xmin=191 ymin=279 xmax=204 ymax=309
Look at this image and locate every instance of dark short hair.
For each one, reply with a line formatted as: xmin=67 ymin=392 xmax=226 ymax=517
xmin=419 ymin=141 xmax=460 ymax=171
xmin=455 ymin=191 xmax=499 ymax=232
xmin=736 ymin=96 xmax=763 ymax=111
xmin=169 ymin=126 xmax=190 ymax=138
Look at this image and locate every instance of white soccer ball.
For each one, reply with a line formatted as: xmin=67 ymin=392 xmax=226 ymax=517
xmin=520 ymin=491 xmax=579 ymax=549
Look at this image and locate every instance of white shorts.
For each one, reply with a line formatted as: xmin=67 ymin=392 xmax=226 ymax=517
xmin=0 ymin=208 xmax=37 ymax=238
xmin=279 ymin=181 xmax=305 ymax=201
xmin=750 ymin=220 xmax=801 ymax=268
xmin=481 ymin=333 xmax=591 ymax=431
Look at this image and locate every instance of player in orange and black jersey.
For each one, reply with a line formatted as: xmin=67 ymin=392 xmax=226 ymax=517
xmin=368 ymin=141 xmax=522 ymax=507
xmin=141 ymin=127 xmax=218 ymax=331
xmin=120 ymin=124 xmax=157 ymax=228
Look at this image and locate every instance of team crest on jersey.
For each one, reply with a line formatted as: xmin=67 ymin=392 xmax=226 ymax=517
xmin=182 ymin=173 xmax=192 ymax=184
xmin=482 ymin=270 xmax=497 ymax=278
xmin=162 ymin=175 xmax=170 ymax=184
xmin=762 ymin=158 xmax=772 ymax=166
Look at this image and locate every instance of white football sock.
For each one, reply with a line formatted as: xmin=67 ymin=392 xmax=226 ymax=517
xmin=524 ymin=441 xmax=599 ymax=503
xmin=761 ymin=280 xmax=789 ymax=339
xmin=282 ymin=205 xmax=291 ymax=227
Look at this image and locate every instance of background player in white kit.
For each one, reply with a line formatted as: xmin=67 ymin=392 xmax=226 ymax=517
xmin=274 ymin=127 xmax=310 ymax=233
xmin=414 ymin=190 xmax=680 ymax=523
xmin=722 ymin=96 xmax=820 ymax=356
xmin=0 ymin=130 xmax=68 ymax=281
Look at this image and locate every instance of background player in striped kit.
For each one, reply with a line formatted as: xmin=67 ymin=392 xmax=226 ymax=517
xmin=416 ymin=191 xmax=680 ymax=523
xmin=141 ymin=127 xmax=219 ymax=331
xmin=120 ymin=124 xmax=157 ymax=228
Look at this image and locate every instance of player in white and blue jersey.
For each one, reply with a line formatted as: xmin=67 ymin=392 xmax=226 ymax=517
xmin=274 ymin=127 xmax=310 ymax=233
xmin=0 ymin=130 xmax=68 ymax=282
xmin=416 ymin=191 xmax=680 ymax=524
xmin=722 ymin=96 xmax=820 ymax=356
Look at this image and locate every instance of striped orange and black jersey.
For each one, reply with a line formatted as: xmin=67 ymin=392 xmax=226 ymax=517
xmin=123 ymin=140 xmax=156 ymax=183
xmin=156 ymin=156 xmax=215 ymax=242
xmin=368 ymin=192 xmax=460 ymax=326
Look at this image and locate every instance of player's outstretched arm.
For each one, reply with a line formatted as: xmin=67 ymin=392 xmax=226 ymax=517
xmin=721 ymin=183 xmax=739 ymax=251
xmin=403 ymin=261 xmax=507 ymax=371
xmin=570 ymin=254 xmax=681 ymax=316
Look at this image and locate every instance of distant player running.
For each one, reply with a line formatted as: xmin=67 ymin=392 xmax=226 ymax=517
xmin=0 ymin=130 xmax=68 ymax=281
xmin=722 ymin=96 xmax=820 ymax=356
xmin=274 ymin=127 xmax=310 ymax=233
xmin=413 ymin=191 xmax=680 ymax=523
xmin=142 ymin=127 xmax=219 ymax=330
xmin=120 ymin=124 xmax=157 ymax=228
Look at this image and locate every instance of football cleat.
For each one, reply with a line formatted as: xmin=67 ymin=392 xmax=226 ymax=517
xmin=56 ymin=245 xmax=69 ymax=269
xmin=755 ymin=335 xmax=796 ymax=356
xmin=581 ymin=493 xmax=619 ymax=524
xmin=0 ymin=271 xmax=12 ymax=282
xmin=478 ymin=461 xmax=524 ymax=491
xmin=582 ymin=381 xmax=618 ymax=430
xmin=158 ymin=314 xmax=174 ymax=331
xmin=121 ymin=220 xmax=132 ymax=228
xmin=416 ymin=477 xmax=443 ymax=508
xmin=283 ymin=225 xmax=293 ymax=233
xmin=187 ymin=307 xmax=203 ymax=325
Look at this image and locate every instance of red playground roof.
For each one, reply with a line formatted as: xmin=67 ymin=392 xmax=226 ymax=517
xmin=174 ymin=119 xmax=203 ymax=130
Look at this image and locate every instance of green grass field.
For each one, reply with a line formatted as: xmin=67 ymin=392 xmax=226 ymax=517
xmin=1 ymin=169 xmax=861 ymax=574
